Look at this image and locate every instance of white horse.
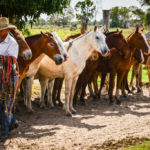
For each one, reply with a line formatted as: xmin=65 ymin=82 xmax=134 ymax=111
xmin=23 ymin=27 xmax=109 ymax=116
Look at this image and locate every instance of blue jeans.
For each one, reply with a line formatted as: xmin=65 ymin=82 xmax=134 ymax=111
xmin=0 ymin=75 xmax=18 ymax=136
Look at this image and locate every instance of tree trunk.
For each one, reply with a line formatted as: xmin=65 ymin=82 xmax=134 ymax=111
xmin=103 ymin=10 xmax=110 ymax=30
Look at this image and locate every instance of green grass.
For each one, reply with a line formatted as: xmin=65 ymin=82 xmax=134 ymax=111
xmin=124 ymin=141 xmax=150 ymax=150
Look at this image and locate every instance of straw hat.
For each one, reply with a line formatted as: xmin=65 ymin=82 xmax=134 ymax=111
xmin=0 ymin=17 xmax=16 ymax=31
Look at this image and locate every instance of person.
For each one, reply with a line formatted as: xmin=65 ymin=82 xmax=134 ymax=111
xmin=0 ymin=17 xmax=19 ymax=140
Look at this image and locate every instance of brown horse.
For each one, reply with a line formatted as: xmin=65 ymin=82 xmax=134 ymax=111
xmin=74 ymin=28 xmax=147 ymax=105
xmin=9 ymin=28 xmax=32 ymax=60
xmin=121 ymin=27 xmax=150 ymax=99
xmin=18 ymin=32 xmax=64 ymax=85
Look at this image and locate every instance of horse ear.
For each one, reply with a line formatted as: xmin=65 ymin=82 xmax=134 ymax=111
xmin=94 ymin=26 xmax=97 ymax=32
xmin=119 ymin=30 xmax=123 ymax=34
xmin=41 ymin=31 xmax=47 ymax=38
xmin=136 ymin=26 xmax=139 ymax=33
xmin=141 ymin=27 xmax=144 ymax=32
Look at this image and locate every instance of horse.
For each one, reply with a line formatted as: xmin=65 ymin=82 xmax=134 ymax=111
xmin=51 ymin=30 xmax=131 ymax=106
xmin=9 ymin=28 xmax=32 ymax=60
xmin=18 ymin=31 xmax=68 ymax=86
xmin=120 ymin=27 xmax=150 ymax=99
xmin=24 ymin=27 xmax=110 ymax=116
xmin=74 ymin=27 xmax=148 ymax=105
xmin=129 ymin=38 xmax=150 ymax=93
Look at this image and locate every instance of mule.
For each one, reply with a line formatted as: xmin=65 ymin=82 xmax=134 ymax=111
xmin=24 ymin=27 xmax=110 ymax=116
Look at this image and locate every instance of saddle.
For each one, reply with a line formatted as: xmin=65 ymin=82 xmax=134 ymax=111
xmin=0 ymin=55 xmax=19 ymax=117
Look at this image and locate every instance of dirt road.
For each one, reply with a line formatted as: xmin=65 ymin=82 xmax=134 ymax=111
xmin=1 ymin=87 xmax=150 ymax=150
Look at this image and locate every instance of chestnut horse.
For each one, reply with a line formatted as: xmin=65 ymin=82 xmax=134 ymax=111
xmin=9 ymin=28 xmax=32 ymax=60
xmin=18 ymin=32 xmax=66 ymax=86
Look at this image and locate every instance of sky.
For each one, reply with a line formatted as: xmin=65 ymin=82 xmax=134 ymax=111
xmin=41 ymin=0 xmax=144 ymax=21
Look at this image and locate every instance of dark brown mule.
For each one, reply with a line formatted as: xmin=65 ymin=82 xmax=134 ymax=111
xmin=9 ymin=28 xmax=32 ymax=60
xmin=18 ymin=32 xmax=63 ymax=86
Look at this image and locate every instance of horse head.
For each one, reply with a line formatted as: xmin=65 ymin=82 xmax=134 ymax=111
xmin=106 ymin=30 xmax=131 ymax=59
xmin=89 ymin=26 xmax=110 ymax=56
xmin=52 ymin=30 xmax=69 ymax=61
xmin=9 ymin=28 xmax=32 ymax=60
xmin=40 ymin=32 xmax=63 ymax=65
xmin=128 ymin=27 xmax=150 ymax=55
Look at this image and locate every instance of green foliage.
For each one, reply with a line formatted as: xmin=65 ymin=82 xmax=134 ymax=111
xmin=75 ymin=0 xmax=95 ymax=29
xmin=139 ymin=0 xmax=150 ymax=6
xmin=144 ymin=8 xmax=150 ymax=25
xmin=110 ymin=7 xmax=121 ymax=27
xmin=129 ymin=6 xmax=145 ymax=25
xmin=124 ymin=140 xmax=150 ymax=150
xmin=0 ymin=0 xmax=71 ymax=29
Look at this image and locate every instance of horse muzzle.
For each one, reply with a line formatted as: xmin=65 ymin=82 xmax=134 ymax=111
xmin=63 ymin=53 xmax=69 ymax=61
xmin=54 ymin=55 xmax=64 ymax=65
xmin=101 ymin=46 xmax=110 ymax=57
xmin=144 ymin=48 xmax=150 ymax=55
xmin=23 ymin=49 xmax=32 ymax=60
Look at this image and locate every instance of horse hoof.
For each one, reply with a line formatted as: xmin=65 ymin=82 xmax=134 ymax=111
xmin=66 ymin=113 xmax=72 ymax=117
xmin=49 ymin=106 xmax=55 ymax=109
xmin=116 ymin=100 xmax=121 ymax=105
xmin=109 ymin=100 xmax=113 ymax=105
xmin=27 ymin=110 xmax=35 ymax=115
xmin=137 ymin=88 xmax=142 ymax=93
xmin=40 ymin=104 xmax=46 ymax=109
xmin=72 ymin=111 xmax=77 ymax=115
xmin=123 ymin=94 xmax=127 ymax=98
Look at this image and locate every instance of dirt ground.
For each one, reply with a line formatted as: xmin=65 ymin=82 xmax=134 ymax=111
xmin=1 ymin=86 xmax=150 ymax=150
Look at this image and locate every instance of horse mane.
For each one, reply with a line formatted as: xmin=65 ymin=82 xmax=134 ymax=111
xmin=64 ymin=33 xmax=81 ymax=42
xmin=105 ymin=31 xmax=118 ymax=36
xmin=25 ymin=34 xmax=42 ymax=40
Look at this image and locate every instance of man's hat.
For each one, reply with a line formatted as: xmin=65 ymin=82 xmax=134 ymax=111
xmin=0 ymin=17 xmax=17 ymax=31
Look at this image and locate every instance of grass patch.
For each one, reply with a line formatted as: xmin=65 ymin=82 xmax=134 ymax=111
xmin=124 ymin=140 xmax=150 ymax=150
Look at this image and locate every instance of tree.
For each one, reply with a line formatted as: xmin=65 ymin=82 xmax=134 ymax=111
xmin=139 ymin=0 xmax=150 ymax=6
xmin=48 ymin=7 xmax=74 ymax=27
xmin=110 ymin=7 xmax=120 ymax=27
xmin=129 ymin=6 xmax=145 ymax=25
xmin=144 ymin=8 xmax=150 ymax=25
xmin=119 ymin=7 xmax=130 ymax=28
xmin=75 ymin=0 xmax=96 ymax=30
xmin=0 ymin=0 xmax=70 ymax=29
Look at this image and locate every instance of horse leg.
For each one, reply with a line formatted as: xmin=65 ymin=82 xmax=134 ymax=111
xmin=139 ymin=64 xmax=143 ymax=87
xmin=122 ymin=72 xmax=129 ymax=97
xmin=92 ymin=73 xmax=99 ymax=100
xmin=64 ymin=78 xmax=72 ymax=116
xmin=88 ymin=82 xmax=94 ymax=97
xmin=98 ymin=73 xmax=107 ymax=99
xmin=108 ymin=72 xmax=116 ymax=105
xmin=115 ymin=71 xmax=125 ymax=105
xmin=56 ymin=79 xmax=63 ymax=106
xmin=69 ymin=76 xmax=78 ymax=114
xmin=130 ymin=66 xmax=136 ymax=91
xmin=47 ymin=80 xmax=55 ymax=108
xmin=26 ymin=77 xmax=34 ymax=112
xmin=39 ymin=78 xmax=48 ymax=108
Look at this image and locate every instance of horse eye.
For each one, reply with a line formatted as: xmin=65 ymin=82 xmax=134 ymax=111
xmin=96 ymin=36 xmax=99 ymax=39
xmin=49 ymin=43 xmax=54 ymax=47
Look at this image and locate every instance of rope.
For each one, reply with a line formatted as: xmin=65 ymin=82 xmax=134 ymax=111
xmin=0 ymin=55 xmax=19 ymax=117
